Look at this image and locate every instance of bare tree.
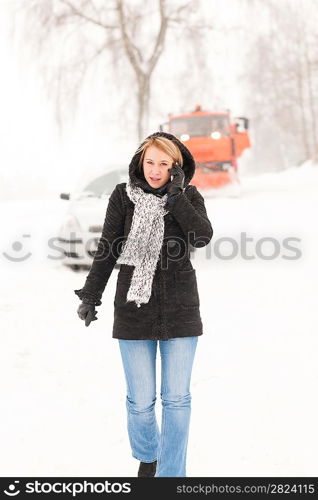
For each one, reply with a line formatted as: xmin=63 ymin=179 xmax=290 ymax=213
xmin=241 ymin=0 xmax=318 ymax=168
xmin=18 ymin=0 xmax=207 ymax=141
xmin=302 ymin=23 xmax=318 ymax=160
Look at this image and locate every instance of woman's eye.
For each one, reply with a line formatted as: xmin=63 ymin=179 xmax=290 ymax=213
xmin=147 ymin=162 xmax=168 ymax=166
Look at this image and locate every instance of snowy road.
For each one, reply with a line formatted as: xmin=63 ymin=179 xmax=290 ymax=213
xmin=1 ymin=164 xmax=317 ymax=476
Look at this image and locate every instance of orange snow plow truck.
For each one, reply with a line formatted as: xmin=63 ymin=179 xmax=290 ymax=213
xmin=159 ymin=105 xmax=251 ymax=195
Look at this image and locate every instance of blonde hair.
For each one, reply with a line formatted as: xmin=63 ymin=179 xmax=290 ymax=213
xmin=136 ymin=136 xmax=184 ymax=172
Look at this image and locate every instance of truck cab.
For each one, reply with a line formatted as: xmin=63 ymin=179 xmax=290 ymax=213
xmin=160 ymin=105 xmax=251 ymax=193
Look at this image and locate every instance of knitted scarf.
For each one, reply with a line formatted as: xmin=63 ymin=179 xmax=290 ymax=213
xmin=116 ymin=178 xmax=169 ymax=308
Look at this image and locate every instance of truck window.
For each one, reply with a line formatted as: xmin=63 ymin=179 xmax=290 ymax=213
xmin=170 ymin=115 xmax=230 ymax=137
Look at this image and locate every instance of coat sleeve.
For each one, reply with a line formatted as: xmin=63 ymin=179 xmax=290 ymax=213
xmin=74 ymin=184 xmax=125 ymax=305
xmin=164 ymin=184 xmax=213 ymax=247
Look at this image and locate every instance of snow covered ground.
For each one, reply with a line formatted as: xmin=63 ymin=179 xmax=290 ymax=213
xmin=1 ymin=162 xmax=317 ymax=477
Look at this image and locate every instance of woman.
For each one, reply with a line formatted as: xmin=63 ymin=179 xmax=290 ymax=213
xmin=74 ymin=131 xmax=213 ymax=477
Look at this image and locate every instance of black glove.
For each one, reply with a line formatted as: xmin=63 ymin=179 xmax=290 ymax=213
xmin=77 ymin=301 xmax=98 ymax=327
xmin=167 ymin=162 xmax=185 ymax=198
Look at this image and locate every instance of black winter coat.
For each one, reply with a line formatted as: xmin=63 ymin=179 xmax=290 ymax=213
xmin=74 ymin=132 xmax=213 ymax=341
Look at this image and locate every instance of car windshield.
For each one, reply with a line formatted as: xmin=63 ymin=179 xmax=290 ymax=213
xmin=170 ymin=115 xmax=230 ymax=137
xmin=82 ymin=169 xmax=128 ymax=197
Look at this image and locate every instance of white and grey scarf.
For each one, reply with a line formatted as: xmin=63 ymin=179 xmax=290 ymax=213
xmin=116 ymin=178 xmax=169 ymax=308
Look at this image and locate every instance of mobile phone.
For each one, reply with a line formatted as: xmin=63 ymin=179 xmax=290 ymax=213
xmin=171 ymin=162 xmax=178 ymax=181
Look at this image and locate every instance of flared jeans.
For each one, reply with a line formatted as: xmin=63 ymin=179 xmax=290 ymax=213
xmin=118 ymin=336 xmax=198 ymax=477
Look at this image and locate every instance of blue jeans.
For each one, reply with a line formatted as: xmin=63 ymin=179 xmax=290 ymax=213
xmin=118 ymin=336 xmax=198 ymax=477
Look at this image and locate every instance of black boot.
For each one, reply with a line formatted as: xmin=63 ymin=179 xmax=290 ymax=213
xmin=138 ymin=460 xmax=157 ymax=477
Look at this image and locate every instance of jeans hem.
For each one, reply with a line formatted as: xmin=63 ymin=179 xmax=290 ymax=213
xmin=133 ymin=454 xmax=158 ymax=463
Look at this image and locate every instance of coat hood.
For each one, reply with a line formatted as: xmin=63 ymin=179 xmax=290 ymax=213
xmin=128 ymin=131 xmax=196 ymax=192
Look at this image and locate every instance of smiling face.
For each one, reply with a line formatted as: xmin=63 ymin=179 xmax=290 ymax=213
xmin=142 ymin=145 xmax=173 ymax=189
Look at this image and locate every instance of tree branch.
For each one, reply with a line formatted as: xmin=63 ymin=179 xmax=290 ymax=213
xmin=147 ymin=0 xmax=168 ymax=75
xmin=116 ymin=0 xmax=143 ymax=77
xmin=59 ymin=0 xmax=118 ymax=30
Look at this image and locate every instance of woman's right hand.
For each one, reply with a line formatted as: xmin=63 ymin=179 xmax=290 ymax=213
xmin=77 ymin=301 xmax=98 ymax=327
